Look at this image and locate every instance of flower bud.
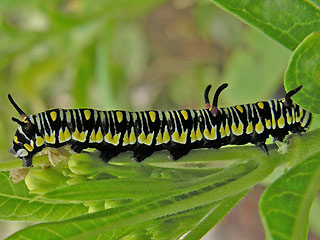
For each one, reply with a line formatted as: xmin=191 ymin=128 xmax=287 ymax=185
xmin=68 ymin=154 xmax=107 ymax=176
xmin=25 ymin=167 xmax=69 ymax=194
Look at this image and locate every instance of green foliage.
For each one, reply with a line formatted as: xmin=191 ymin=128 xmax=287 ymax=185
xmin=0 ymin=130 xmax=320 ymax=239
xmin=1 ymin=0 xmax=320 ymax=239
xmin=260 ymin=152 xmax=320 ymax=240
xmin=0 ymin=172 xmax=88 ymax=222
xmin=210 ymin=0 xmax=320 ymax=51
xmin=285 ymin=32 xmax=320 ymax=114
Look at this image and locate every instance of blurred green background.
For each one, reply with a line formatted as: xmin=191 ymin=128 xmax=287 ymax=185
xmin=1 ymin=0 xmax=318 ymax=239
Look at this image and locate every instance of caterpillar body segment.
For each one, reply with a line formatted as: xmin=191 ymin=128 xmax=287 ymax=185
xmin=9 ymin=84 xmax=312 ymax=167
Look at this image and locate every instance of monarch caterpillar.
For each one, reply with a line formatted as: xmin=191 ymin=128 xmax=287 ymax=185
xmin=9 ymin=84 xmax=312 ymax=167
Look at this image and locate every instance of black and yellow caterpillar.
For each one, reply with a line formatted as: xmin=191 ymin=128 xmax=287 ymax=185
xmin=9 ymin=84 xmax=312 ymax=167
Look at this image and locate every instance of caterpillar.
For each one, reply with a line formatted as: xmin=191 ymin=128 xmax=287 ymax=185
xmin=9 ymin=84 xmax=312 ymax=167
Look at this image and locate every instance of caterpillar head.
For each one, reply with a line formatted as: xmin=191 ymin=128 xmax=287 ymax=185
xmin=8 ymin=94 xmax=36 ymax=167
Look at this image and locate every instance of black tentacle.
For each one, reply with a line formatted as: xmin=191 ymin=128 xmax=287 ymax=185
xmin=210 ymin=83 xmax=228 ymax=116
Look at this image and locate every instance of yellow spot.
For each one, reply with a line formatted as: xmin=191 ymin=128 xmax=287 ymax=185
xmin=138 ymin=132 xmax=154 ymax=145
xmin=196 ymin=128 xmax=202 ymax=140
xmin=286 ymin=112 xmax=292 ymax=125
xmin=257 ymin=102 xmax=264 ymax=109
xmin=95 ymin=130 xmax=103 ymax=143
xmin=35 ymin=136 xmax=44 ymax=147
xmin=89 ymin=131 xmax=96 ymax=143
xmin=123 ymin=132 xmax=129 ymax=146
xmin=58 ymin=129 xmax=71 ymax=143
xmin=24 ymin=143 xmax=34 ymax=152
xmin=255 ymin=122 xmax=264 ymax=134
xmin=129 ymin=132 xmax=136 ymax=144
xmin=149 ymin=111 xmax=156 ymax=122
xmin=236 ymin=105 xmax=243 ymax=113
xmin=116 ymin=111 xmax=123 ymax=123
xmin=59 ymin=130 xmax=66 ymax=143
xmin=301 ymin=112 xmax=310 ymax=127
xmin=105 ymin=133 xmax=120 ymax=145
xmin=64 ymin=129 xmax=71 ymax=141
xmin=72 ymin=130 xmax=87 ymax=142
xmin=163 ymin=130 xmax=170 ymax=143
xmin=291 ymin=109 xmax=296 ymax=123
xmin=246 ymin=122 xmax=253 ymax=134
xmin=281 ymin=98 xmax=285 ymax=103
xmin=296 ymin=109 xmax=303 ymax=122
xmin=277 ymin=116 xmax=285 ymax=128
xmin=50 ymin=111 xmax=57 ymax=121
xmin=45 ymin=132 xmax=56 ymax=144
xmin=181 ymin=110 xmax=188 ymax=120
xmin=190 ymin=130 xmax=197 ymax=143
xmin=266 ymin=119 xmax=271 ymax=129
xmin=156 ymin=132 xmax=163 ymax=145
xmin=204 ymin=129 xmax=209 ymax=139
xmin=271 ymin=115 xmax=277 ymax=129
xmin=84 ymin=110 xmax=91 ymax=120
xmin=231 ymin=123 xmax=244 ymax=136
xmin=14 ymin=136 xmax=19 ymax=143
xmin=204 ymin=127 xmax=217 ymax=140
xmin=225 ymin=124 xmax=230 ymax=136
xmin=219 ymin=125 xmax=226 ymax=138
xmin=172 ymin=131 xmax=187 ymax=144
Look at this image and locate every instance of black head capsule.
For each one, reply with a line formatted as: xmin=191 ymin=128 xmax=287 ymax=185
xmin=9 ymin=94 xmax=35 ymax=167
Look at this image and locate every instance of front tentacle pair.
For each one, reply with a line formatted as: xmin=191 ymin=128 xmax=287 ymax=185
xmin=204 ymin=83 xmax=228 ymax=116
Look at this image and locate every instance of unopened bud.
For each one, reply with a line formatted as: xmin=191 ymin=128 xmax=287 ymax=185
xmin=68 ymin=154 xmax=107 ymax=176
xmin=25 ymin=167 xmax=69 ymax=194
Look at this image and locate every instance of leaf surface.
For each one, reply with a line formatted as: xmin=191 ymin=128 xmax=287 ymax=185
xmin=260 ymin=152 xmax=320 ymax=240
xmin=285 ymin=32 xmax=320 ymax=114
xmin=0 ymin=172 xmax=88 ymax=222
xmin=211 ymin=0 xmax=320 ymax=50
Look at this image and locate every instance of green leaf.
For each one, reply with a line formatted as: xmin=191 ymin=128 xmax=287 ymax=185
xmin=259 ymin=152 xmax=320 ymax=240
xmin=0 ymin=172 xmax=88 ymax=222
xmin=82 ymin=201 xmax=219 ymax=240
xmin=43 ymin=159 xmax=251 ymax=201
xmin=42 ymin=178 xmax=195 ymax=201
xmin=210 ymin=0 xmax=320 ymax=50
xmin=4 ymin=129 xmax=320 ymax=239
xmin=182 ymin=190 xmax=249 ymax=240
xmin=285 ymin=32 xmax=320 ymax=114
xmin=5 ymin=153 xmax=281 ymax=239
